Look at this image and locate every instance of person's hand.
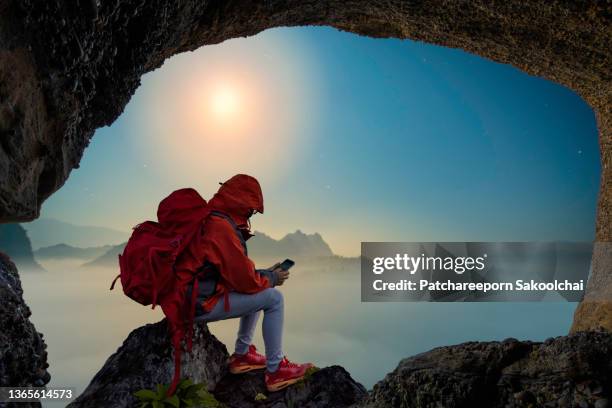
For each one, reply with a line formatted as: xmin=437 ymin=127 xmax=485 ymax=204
xmin=268 ymin=262 xmax=290 ymax=286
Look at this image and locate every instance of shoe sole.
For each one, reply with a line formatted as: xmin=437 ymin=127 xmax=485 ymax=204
xmin=266 ymin=375 xmax=305 ymax=392
xmin=229 ymin=364 xmax=266 ymax=374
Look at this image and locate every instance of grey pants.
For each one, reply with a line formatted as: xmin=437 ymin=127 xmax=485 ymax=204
xmin=194 ymin=288 xmax=284 ymax=371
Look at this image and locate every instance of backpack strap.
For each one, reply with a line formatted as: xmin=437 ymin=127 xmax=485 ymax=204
xmin=209 ymin=211 xmax=248 ymax=256
xmin=207 ymin=211 xmax=252 ymax=313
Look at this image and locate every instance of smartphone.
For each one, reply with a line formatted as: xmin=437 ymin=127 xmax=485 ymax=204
xmin=278 ymin=259 xmax=295 ymax=271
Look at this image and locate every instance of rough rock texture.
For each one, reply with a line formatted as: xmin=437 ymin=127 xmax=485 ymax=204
xmin=571 ymin=242 xmax=612 ymax=333
xmin=0 ymin=0 xmax=609 ymax=330
xmin=0 ymin=253 xmax=49 ymax=406
xmin=67 ymin=320 xmax=227 ymax=408
xmin=362 ymin=331 xmax=612 ymax=408
xmin=214 ymin=365 xmax=367 ymax=408
xmin=1 ymin=0 xmax=608 ymax=222
xmin=69 ymin=319 xmax=366 ymax=408
xmin=70 ymin=324 xmax=612 ymax=408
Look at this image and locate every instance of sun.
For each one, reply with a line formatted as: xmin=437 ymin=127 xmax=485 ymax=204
xmin=129 ymin=31 xmax=319 ymax=184
xmin=210 ymin=84 xmax=240 ymax=118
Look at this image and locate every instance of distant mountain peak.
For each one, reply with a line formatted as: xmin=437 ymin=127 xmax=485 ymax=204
xmin=0 ymin=224 xmax=45 ymax=272
xmin=252 ymin=230 xmax=272 ymax=239
xmin=249 ymin=229 xmax=333 ymax=259
xmin=83 ymin=242 xmax=127 ymax=268
xmin=48 ymin=243 xmax=71 ymax=249
xmin=35 ymin=243 xmax=114 ymax=261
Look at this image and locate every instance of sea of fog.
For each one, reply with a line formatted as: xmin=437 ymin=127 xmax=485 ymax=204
xmin=20 ymin=258 xmax=577 ymax=406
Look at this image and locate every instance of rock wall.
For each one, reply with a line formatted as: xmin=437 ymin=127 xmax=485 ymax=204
xmin=572 ymin=114 xmax=612 ymax=332
xmin=0 ymin=253 xmax=49 ymax=406
xmin=1 ymin=0 xmax=607 ymax=221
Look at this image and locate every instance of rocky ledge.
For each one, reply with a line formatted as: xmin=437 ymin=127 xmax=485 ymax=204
xmin=68 ymin=320 xmax=366 ymax=408
xmin=67 ymin=320 xmax=227 ymax=408
xmin=70 ymin=317 xmax=611 ymax=408
xmin=0 ymin=253 xmax=49 ymax=408
xmin=363 ymin=331 xmax=612 ymax=408
xmin=213 ymin=365 xmax=366 ymax=408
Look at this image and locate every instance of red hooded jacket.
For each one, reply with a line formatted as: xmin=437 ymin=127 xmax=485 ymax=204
xmin=125 ymin=175 xmax=270 ymax=395
xmin=174 ymin=174 xmax=272 ymax=313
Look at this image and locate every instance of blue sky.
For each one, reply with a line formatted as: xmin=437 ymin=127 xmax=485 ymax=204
xmin=37 ymin=27 xmax=600 ymax=256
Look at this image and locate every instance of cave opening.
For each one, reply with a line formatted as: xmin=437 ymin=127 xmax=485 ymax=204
xmin=11 ymin=26 xmax=601 ymax=395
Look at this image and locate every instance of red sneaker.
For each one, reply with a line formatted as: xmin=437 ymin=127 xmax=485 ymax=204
xmin=228 ymin=345 xmax=266 ymax=374
xmin=265 ymin=357 xmax=314 ymax=392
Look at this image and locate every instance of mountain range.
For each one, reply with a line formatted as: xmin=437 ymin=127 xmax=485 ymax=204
xmin=2 ymin=217 xmax=335 ymax=269
xmin=249 ymin=230 xmax=334 ymax=259
xmin=83 ymin=229 xmax=334 ymax=268
xmin=22 ymin=218 xmax=127 ymax=249
xmin=82 ymin=243 xmax=127 ymax=267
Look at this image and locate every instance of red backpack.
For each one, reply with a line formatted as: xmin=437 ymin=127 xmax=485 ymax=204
xmin=110 ymin=188 xmax=211 ymax=395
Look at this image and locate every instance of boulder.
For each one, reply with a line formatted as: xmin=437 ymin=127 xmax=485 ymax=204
xmin=68 ymin=320 xmax=227 ymax=408
xmin=362 ymin=331 xmax=612 ymax=408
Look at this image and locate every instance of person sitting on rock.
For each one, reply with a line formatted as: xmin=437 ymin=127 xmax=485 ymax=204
xmin=179 ymin=174 xmax=313 ymax=392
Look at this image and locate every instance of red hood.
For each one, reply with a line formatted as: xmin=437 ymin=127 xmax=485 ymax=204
xmin=208 ymin=174 xmax=264 ymax=227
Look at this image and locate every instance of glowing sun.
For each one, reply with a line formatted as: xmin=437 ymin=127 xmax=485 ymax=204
xmin=209 ymin=84 xmax=241 ymax=118
xmin=129 ymin=31 xmax=319 ymax=185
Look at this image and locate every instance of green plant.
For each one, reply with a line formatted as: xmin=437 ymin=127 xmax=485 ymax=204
xmin=134 ymin=379 xmax=223 ymax=408
xmin=303 ymin=366 xmax=320 ymax=380
xmin=254 ymin=392 xmax=267 ymax=401
xmin=295 ymin=366 xmax=321 ymax=390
